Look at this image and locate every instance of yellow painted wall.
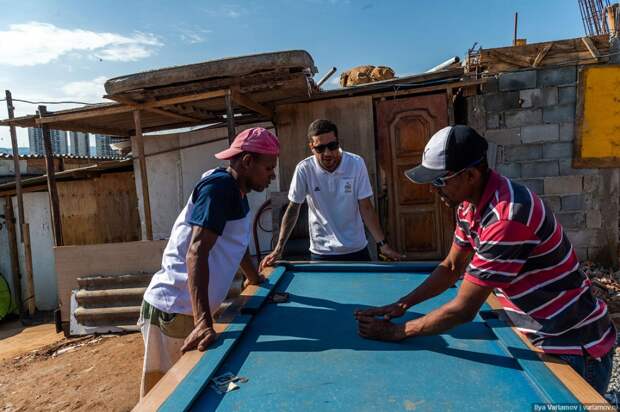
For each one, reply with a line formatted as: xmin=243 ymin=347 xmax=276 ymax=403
xmin=580 ymin=66 xmax=620 ymax=159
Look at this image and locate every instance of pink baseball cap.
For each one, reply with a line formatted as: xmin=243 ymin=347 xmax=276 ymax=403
xmin=215 ymin=127 xmax=280 ymax=160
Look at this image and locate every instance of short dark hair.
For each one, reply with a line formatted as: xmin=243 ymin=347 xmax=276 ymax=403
xmin=307 ymin=119 xmax=338 ymax=141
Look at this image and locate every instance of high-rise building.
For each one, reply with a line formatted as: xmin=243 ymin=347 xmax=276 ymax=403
xmin=95 ymin=134 xmax=123 ymax=157
xmin=69 ymin=131 xmax=90 ymax=156
xmin=28 ymin=127 xmax=68 ymax=155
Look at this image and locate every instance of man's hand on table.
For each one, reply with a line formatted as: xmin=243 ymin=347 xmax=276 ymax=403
xmin=259 ymin=249 xmax=281 ymax=272
xmin=243 ymin=273 xmax=267 ymax=289
xmin=181 ymin=318 xmax=217 ymax=352
xmin=354 ymin=301 xmax=407 ymax=320
xmin=379 ymin=244 xmax=405 ymax=261
xmin=356 ymin=315 xmax=406 ymax=342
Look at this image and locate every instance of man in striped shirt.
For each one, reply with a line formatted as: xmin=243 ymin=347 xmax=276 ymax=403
xmin=355 ymin=125 xmax=616 ymax=395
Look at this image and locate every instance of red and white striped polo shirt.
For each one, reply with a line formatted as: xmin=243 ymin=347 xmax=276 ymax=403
xmin=454 ymin=170 xmax=615 ymax=357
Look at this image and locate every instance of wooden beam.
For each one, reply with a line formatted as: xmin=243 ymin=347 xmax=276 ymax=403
xmin=446 ymin=88 xmax=455 ymax=126
xmin=225 ymin=90 xmax=236 ymax=144
xmin=133 ymin=110 xmax=153 ymax=240
xmin=581 ymin=37 xmax=601 ymax=60
xmin=36 ymin=89 xmax=229 ymax=126
xmin=108 ymin=95 xmax=205 ymax=123
xmin=532 ymin=43 xmax=554 ymax=67
xmin=231 ymin=89 xmax=274 ymax=118
xmin=38 ymin=106 xmax=64 ymax=247
xmin=3 ymin=197 xmax=23 ymax=314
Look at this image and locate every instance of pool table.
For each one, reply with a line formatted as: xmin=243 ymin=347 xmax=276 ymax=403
xmin=135 ymin=262 xmax=609 ymax=411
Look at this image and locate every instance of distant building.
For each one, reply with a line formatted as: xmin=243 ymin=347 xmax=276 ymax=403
xmin=28 ymin=127 xmax=68 ymax=155
xmin=95 ymin=135 xmax=123 ymax=157
xmin=69 ymin=131 xmax=90 ymax=156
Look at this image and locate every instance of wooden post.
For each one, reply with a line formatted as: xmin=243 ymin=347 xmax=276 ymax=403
xmin=446 ymin=88 xmax=455 ymax=126
xmin=133 ymin=110 xmax=153 ymax=240
xmin=3 ymin=197 xmax=23 ymax=314
xmin=5 ymin=90 xmax=35 ymax=316
xmin=513 ymin=12 xmax=518 ymax=46
xmin=225 ymin=90 xmax=236 ymax=144
xmin=38 ymin=105 xmax=64 ymax=247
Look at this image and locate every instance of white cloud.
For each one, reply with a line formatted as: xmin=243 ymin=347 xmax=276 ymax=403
xmin=0 ymin=22 xmax=163 ymax=66
xmin=204 ymin=5 xmax=243 ymax=18
xmin=179 ymin=28 xmax=212 ymax=44
xmin=61 ymin=76 xmax=107 ymax=101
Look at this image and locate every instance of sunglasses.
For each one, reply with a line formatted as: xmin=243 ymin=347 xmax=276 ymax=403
xmin=312 ymin=140 xmax=339 ymax=154
xmin=431 ymin=158 xmax=484 ymax=187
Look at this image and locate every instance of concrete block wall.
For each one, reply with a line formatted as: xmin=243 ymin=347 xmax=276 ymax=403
xmin=468 ymin=65 xmax=619 ymax=265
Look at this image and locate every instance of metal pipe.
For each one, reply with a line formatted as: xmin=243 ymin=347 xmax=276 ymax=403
xmin=316 ymin=67 xmax=337 ymax=88
xmin=426 ymin=57 xmax=460 ymax=73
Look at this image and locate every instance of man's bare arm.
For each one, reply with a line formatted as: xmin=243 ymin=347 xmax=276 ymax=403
xmin=181 ymin=226 xmax=218 ymax=352
xmin=259 ymin=201 xmax=302 ymax=270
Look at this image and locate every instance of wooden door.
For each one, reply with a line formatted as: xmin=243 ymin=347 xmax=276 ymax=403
xmin=375 ymin=93 xmax=455 ymax=260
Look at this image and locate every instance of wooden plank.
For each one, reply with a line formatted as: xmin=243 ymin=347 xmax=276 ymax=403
xmin=581 ymin=37 xmax=601 ymax=60
xmin=3 ymin=197 xmax=22 ymax=312
xmin=231 ymin=89 xmax=274 ymax=118
xmin=225 ymin=90 xmax=236 ymax=143
xmin=57 ymin=172 xmax=140 ymax=245
xmin=38 ymin=105 xmax=63 ymax=248
xmin=486 ymin=294 xmax=609 ymax=405
xmin=35 ymin=89 xmax=229 ymax=126
xmin=532 ymin=43 xmax=554 ymax=67
xmin=108 ymin=94 xmax=205 ymax=123
xmin=133 ymin=266 xmax=278 ymax=412
xmin=446 ymin=88 xmax=455 ymax=125
xmin=133 ymin=110 xmax=153 ymax=240
xmin=54 ymin=240 xmax=167 ymax=323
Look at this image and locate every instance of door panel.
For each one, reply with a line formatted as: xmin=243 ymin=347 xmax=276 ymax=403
xmin=375 ymin=93 xmax=455 ymax=260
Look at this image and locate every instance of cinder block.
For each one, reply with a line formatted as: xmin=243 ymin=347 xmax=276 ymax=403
xmin=544 ymin=175 xmax=583 ymax=194
xmin=561 ymin=194 xmax=584 ymax=211
xmin=495 ymin=162 xmax=521 ymax=178
xmin=565 ymin=229 xmax=601 ymax=248
xmin=515 ymin=178 xmax=544 ymax=195
xmin=504 ymin=144 xmax=542 ymax=162
xmin=520 ymin=160 xmax=559 ymax=178
xmin=542 ymin=87 xmax=559 ymax=106
xmin=558 ymin=159 xmax=598 ymax=176
xmin=583 ymin=175 xmax=601 ymax=193
xmin=574 ymin=247 xmax=588 ymax=261
xmin=504 ymin=109 xmax=543 ymax=128
xmin=521 ymin=124 xmax=560 ymax=143
xmin=537 ymin=66 xmax=577 ymax=87
xmin=558 ymin=86 xmax=577 ymax=104
xmin=483 ymin=76 xmax=499 ymax=93
xmin=486 ymin=112 xmax=500 ymax=129
xmin=556 ymin=212 xmax=585 ymax=229
xmin=499 ymin=70 xmax=537 ymax=91
xmin=559 ymin=122 xmax=575 ymax=142
xmin=543 ymin=142 xmax=573 ymax=159
xmin=543 ymin=104 xmax=575 ymax=123
xmin=485 ymin=128 xmax=521 ymax=145
xmin=540 ymin=195 xmax=561 ymax=212
xmin=484 ymin=92 xmax=521 ymax=112
xmin=586 ymin=210 xmax=602 ymax=229
xmin=587 ymin=247 xmax=604 ymax=261
xmin=519 ymin=89 xmax=542 ymax=108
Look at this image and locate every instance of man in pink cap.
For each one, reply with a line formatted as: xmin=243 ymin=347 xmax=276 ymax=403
xmin=139 ymin=127 xmax=279 ymax=397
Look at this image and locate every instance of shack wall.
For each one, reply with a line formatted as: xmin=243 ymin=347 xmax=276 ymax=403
xmin=467 ymin=65 xmax=619 ymax=264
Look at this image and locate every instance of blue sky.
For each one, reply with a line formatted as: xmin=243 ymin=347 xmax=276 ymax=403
xmin=0 ymin=0 xmax=586 ymax=148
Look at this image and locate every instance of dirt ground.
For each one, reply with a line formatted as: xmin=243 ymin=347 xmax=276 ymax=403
xmin=0 ymin=322 xmax=142 ymax=412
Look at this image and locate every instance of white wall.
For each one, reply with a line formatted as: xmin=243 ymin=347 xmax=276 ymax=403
xmin=0 ymin=194 xmax=58 ymax=311
xmin=15 ymin=193 xmax=57 ymax=310
xmin=0 ymin=201 xmax=16 ymax=303
xmin=133 ymin=123 xmax=279 ymax=255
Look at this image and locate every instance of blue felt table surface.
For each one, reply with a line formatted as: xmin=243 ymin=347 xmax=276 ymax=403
xmin=187 ymin=268 xmax=577 ymax=411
